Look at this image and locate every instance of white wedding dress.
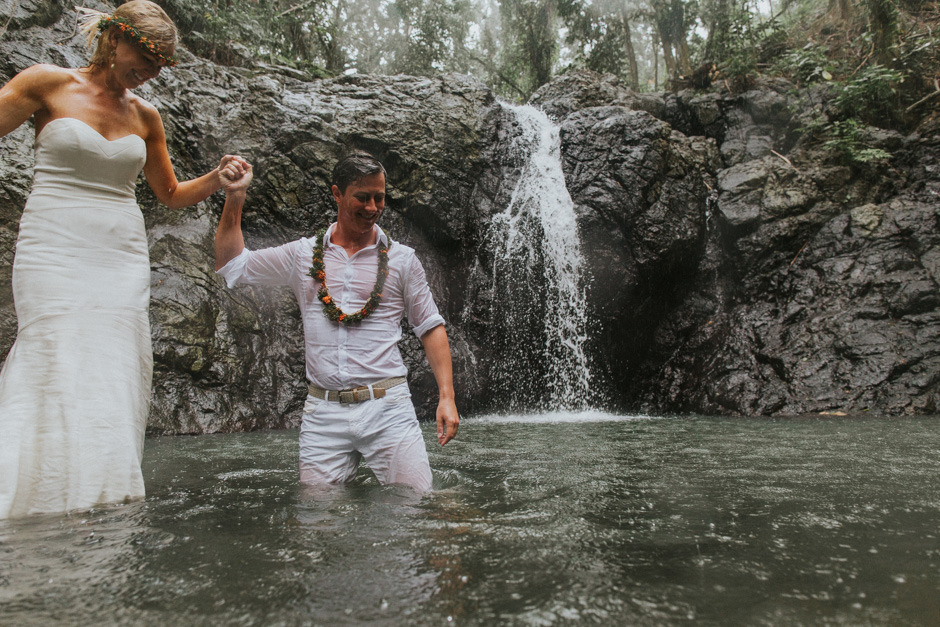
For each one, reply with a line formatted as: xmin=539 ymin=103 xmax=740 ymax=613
xmin=0 ymin=117 xmax=152 ymax=518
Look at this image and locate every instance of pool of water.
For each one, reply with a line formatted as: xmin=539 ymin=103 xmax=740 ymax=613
xmin=2 ymin=413 xmax=939 ymax=626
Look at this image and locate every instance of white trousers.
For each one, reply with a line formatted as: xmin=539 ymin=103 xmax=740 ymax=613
xmin=298 ymin=383 xmax=432 ymax=492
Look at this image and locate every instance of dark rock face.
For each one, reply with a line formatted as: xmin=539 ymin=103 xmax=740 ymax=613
xmin=0 ymin=6 xmax=496 ymax=432
xmin=140 ymin=69 xmax=500 ymax=430
xmin=556 ymin=106 xmax=719 ymax=405
xmin=1 ymin=6 xmax=938 ymax=429
xmin=534 ymin=76 xmax=939 ymax=417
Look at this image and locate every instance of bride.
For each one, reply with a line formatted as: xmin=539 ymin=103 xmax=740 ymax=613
xmin=0 ymin=1 xmax=249 ymax=517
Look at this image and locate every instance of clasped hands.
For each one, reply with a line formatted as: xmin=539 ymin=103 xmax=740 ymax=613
xmin=218 ymin=155 xmax=253 ymax=194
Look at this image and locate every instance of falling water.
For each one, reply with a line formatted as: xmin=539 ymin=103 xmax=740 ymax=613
xmin=485 ymin=104 xmax=593 ymax=409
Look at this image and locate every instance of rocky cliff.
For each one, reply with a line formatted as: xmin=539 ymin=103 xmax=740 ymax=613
xmin=530 ymin=71 xmax=940 ymax=416
xmin=1 ymin=1 xmax=937 ymax=432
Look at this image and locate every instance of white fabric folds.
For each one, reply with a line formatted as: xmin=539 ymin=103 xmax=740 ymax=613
xmin=0 ymin=118 xmax=152 ymax=518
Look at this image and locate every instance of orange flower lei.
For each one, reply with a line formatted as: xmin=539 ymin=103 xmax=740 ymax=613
xmin=308 ymin=228 xmax=391 ymax=326
xmin=97 ymin=16 xmax=178 ymax=67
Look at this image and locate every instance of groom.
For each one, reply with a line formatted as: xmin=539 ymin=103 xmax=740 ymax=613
xmin=214 ymin=152 xmax=458 ymax=492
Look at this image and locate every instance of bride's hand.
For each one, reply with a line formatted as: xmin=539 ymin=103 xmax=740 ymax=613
xmin=219 ymin=158 xmax=252 ymax=194
xmin=218 ymin=154 xmax=248 ymax=172
xmin=218 ymin=155 xmax=250 ymax=181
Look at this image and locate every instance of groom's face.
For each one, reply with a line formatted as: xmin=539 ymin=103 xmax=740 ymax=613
xmin=333 ymin=172 xmax=386 ymax=237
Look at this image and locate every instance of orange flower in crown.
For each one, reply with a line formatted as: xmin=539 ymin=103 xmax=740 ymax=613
xmin=97 ymin=16 xmax=178 ymax=67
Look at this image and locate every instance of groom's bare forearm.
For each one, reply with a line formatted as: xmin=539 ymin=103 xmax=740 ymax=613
xmin=215 ymin=191 xmax=246 ymax=271
xmin=421 ymin=325 xmax=459 ymax=445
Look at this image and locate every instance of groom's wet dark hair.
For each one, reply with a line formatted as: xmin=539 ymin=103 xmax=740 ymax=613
xmin=332 ymin=151 xmax=386 ymax=193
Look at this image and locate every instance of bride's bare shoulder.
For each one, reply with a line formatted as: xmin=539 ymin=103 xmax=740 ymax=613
xmin=0 ymin=65 xmax=83 ymax=136
xmin=4 ymin=64 xmax=81 ymax=94
xmin=15 ymin=63 xmax=78 ymax=81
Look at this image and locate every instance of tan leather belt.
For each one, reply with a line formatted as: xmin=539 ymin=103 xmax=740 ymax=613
xmin=307 ymin=376 xmax=407 ymax=404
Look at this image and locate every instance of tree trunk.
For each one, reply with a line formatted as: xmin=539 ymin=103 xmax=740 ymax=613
xmin=829 ymin=0 xmax=854 ymax=21
xmin=657 ymin=24 xmax=677 ymax=81
xmin=620 ymin=12 xmax=639 ymax=91
xmin=323 ymin=0 xmax=346 ymax=75
xmin=531 ymin=0 xmax=556 ymax=89
xmin=867 ymin=0 xmax=898 ymax=65
xmin=704 ymin=0 xmax=730 ymax=62
xmin=653 ymin=43 xmax=659 ymax=89
xmin=668 ymin=0 xmax=692 ymax=76
xmin=676 ymin=37 xmax=692 ymax=76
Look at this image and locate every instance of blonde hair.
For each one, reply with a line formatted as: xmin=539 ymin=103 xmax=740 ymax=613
xmin=78 ymin=1 xmax=178 ymax=67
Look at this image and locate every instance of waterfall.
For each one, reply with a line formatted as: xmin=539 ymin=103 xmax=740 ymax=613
xmin=482 ymin=103 xmax=594 ymax=410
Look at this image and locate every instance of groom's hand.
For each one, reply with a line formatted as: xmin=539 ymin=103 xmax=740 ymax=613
xmin=220 ymin=157 xmax=252 ymax=194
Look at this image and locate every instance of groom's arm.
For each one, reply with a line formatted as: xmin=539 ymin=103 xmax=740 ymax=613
xmin=421 ymin=325 xmax=459 ymax=446
xmin=215 ymin=161 xmax=253 ymax=271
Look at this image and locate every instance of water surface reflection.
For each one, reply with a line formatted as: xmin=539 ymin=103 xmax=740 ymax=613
xmin=1 ymin=414 xmax=939 ymax=625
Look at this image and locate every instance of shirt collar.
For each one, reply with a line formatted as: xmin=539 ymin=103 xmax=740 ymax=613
xmin=322 ymin=223 xmax=389 ymax=249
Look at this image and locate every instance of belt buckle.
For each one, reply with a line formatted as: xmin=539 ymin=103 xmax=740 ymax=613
xmin=339 ymin=385 xmax=369 ymax=404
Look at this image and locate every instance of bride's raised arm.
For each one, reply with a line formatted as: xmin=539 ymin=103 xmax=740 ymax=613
xmin=139 ymin=103 xmax=246 ymax=210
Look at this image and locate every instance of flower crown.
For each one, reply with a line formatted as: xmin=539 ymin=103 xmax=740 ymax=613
xmin=97 ymin=15 xmax=178 ymax=67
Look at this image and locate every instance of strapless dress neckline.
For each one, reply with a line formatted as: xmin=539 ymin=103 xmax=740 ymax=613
xmin=39 ymin=117 xmax=146 ymax=145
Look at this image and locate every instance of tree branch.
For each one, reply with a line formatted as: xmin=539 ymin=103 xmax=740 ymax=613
xmin=906 ymin=79 xmax=940 ymax=113
xmin=468 ymin=53 xmax=528 ymax=100
xmin=277 ymin=0 xmax=319 ymax=18
xmin=0 ymin=0 xmax=21 ymax=41
xmin=771 ymin=149 xmax=801 ymax=174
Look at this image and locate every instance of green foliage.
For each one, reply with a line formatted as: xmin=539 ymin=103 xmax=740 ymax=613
xmin=830 ymin=64 xmax=905 ymax=124
xmin=386 ymin=0 xmax=475 ymax=75
xmin=699 ymin=4 xmax=786 ymax=89
xmin=796 ymin=63 xmax=901 ymax=166
xmin=818 ymin=119 xmax=892 ymax=165
xmin=160 ymin=0 xmax=939 ymax=127
xmin=711 ymin=6 xmax=759 ymax=86
xmin=555 ymin=0 xmax=640 ymax=90
xmin=494 ymin=0 xmax=558 ymax=99
xmin=773 ymin=43 xmax=838 ymax=85
xmin=164 ymin=0 xmax=475 ymax=78
xmin=164 ymin=0 xmax=337 ymax=72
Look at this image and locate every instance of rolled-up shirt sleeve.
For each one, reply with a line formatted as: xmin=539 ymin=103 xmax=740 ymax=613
xmin=403 ymin=251 xmax=445 ymax=337
xmin=217 ymin=241 xmax=301 ymax=288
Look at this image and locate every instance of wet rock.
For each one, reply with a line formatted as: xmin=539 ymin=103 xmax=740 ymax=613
xmin=634 ymin=161 xmax=940 ymax=417
xmin=1 ymin=15 xmax=937 ymax=426
xmin=529 ymin=69 xmax=666 ymax=121
xmin=535 ymin=70 xmax=940 ymax=417
xmin=556 ymin=105 xmax=720 ymax=399
xmin=0 ymin=10 xmax=496 ymax=432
